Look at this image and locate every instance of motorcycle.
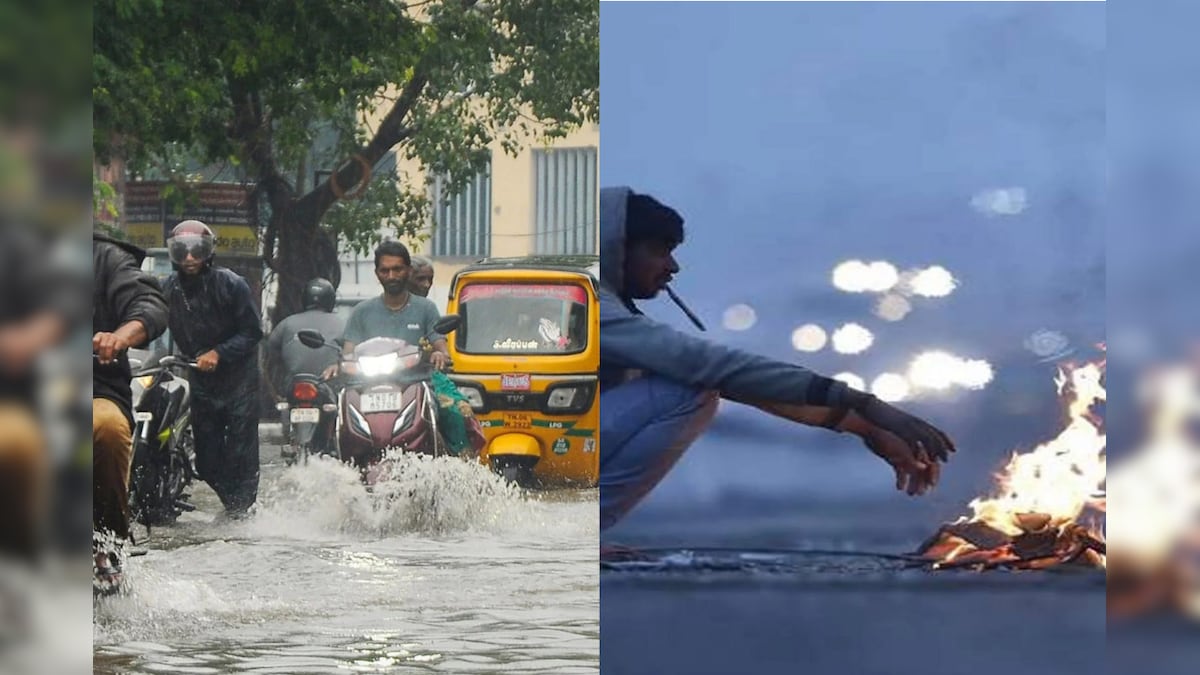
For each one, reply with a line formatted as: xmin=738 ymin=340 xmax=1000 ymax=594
xmin=275 ymin=371 xmax=339 ymax=465
xmin=296 ymin=314 xmax=462 ymax=485
xmin=126 ymin=353 xmax=199 ymax=529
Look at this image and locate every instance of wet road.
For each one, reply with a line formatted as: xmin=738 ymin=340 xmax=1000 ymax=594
xmin=601 ymin=501 xmax=1109 ymax=675
xmin=93 ymin=432 xmax=599 ymax=674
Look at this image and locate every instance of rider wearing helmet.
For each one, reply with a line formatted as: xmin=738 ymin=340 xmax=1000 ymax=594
xmin=162 ymin=220 xmax=264 ymax=517
xmin=266 ymin=277 xmax=346 ymax=398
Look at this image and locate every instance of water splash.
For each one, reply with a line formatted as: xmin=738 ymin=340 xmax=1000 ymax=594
xmin=249 ymin=453 xmax=538 ymax=539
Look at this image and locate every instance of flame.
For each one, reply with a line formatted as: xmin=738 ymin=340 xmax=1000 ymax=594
xmin=1107 ymin=363 xmax=1200 ymax=617
xmin=964 ymin=357 xmax=1106 ymax=546
xmin=914 ymin=355 xmax=1106 ymax=572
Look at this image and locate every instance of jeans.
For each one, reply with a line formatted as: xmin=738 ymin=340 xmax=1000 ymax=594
xmin=599 ymin=375 xmax=719 ymax=531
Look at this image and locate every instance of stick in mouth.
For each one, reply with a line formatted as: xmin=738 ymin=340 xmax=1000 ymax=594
xmin=665 ymin=284 xmax=706 ymax=332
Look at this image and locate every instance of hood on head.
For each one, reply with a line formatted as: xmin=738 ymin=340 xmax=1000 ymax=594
xmin=93 ymin=231 xmax=148 ymax=266
xmin=599 ymin=186 xmax=632 ymax=295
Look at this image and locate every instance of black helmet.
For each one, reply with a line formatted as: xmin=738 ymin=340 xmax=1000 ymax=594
xmin=303 ymin=277 xmax=336 ymax=312
xmin=166 ymin=220 xmax=216 ymax=269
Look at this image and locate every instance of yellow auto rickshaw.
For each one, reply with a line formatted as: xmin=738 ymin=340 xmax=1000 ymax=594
xmin=445 ymin=255 xmax=599 ymax=487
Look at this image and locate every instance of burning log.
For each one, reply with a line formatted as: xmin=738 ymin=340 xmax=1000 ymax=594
xmin=917 ymin=356 xmax=1108 ymax=573
xmin=915 ymin=513 xmax=1105 ymax=571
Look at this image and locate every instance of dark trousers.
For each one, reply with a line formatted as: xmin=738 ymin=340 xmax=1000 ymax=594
xmin=192 ymin=373 xmax=260 ymax=513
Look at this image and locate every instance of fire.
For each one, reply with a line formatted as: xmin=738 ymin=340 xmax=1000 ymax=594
xmin=1107 ymin=363 xmax=1200 ymax=619
xmin=916 ymin=355 xmax=1107 ymax=571
xmin=966 ymin=358 xmax=1106 ymax=541
xmin=914 ymin=341 xmax=1200 ymax=620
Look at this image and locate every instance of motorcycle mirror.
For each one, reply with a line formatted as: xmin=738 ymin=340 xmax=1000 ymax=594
xmin=297 ymin=329 xmax=327 ymax=349
xmin=433 ymin=314 xmax=462 ymax=335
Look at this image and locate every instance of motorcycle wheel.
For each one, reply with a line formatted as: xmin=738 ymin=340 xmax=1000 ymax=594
xmin=167 ymin=428 xmax=194 ymax=501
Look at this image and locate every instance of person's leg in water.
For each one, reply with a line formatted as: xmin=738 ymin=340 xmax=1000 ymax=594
xmin=92 ymin=398 xmax=134 ymax=587
xmin=93 ymin=398 xmax=134 ymax=539
xmin=189 ymin=393 xmax=227 ymax=507
xmin=0 ymin=402 xmax=48 ymax=561
xmin=219 ymin=394 xmax=260 ymax=516
xmin=599 ymin=375 xmax=719 ymax=534
xmin=195 ymin=376 xmax=260 ymax=517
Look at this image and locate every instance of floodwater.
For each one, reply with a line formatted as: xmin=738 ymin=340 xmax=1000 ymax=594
xmin=93 ymin=443 xmax=598 ymax=674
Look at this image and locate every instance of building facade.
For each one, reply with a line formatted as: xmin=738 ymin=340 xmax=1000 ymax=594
xmin=335 ymin=124 xmax=600 ymax=314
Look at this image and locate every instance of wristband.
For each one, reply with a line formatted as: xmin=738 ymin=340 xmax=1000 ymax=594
xmin=820 ymin=406 xmax=851 ymax=432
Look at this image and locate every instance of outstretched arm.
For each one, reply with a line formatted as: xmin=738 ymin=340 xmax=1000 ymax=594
xmin=728 ymin=396 xmax=941 ymax=495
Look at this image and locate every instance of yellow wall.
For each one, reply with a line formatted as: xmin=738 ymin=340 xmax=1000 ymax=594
xmin=338 ymin=120 xmax=599 ymax=315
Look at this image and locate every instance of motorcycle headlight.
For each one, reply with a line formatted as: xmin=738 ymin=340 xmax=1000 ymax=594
xmin=392 ymin=400 xmax=418 ymax=435
xmin=359 ymin=353 xmax=400 ymax=377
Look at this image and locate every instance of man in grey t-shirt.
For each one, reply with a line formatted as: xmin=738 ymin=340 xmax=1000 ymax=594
xmin=323 ymin=241 xmax=449 ymax=379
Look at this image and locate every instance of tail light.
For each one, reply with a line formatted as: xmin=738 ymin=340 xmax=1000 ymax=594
xmin=292 ymin=381 xmax=320 ymax=401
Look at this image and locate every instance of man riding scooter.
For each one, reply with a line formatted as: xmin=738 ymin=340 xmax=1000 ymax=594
xmin=320 ymin=241 xmax=482 ymax=472
xmin=267 ymin=278 xmax=345 ymax=462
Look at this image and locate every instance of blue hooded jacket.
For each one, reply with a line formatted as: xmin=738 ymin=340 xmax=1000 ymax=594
xmin=598 ymin=186 xmax=852 ymax=409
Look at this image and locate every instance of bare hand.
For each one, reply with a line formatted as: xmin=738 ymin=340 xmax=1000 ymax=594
xmin=861 ymin=425 xmax=940 ymax=496
xmin=430 ymin=351 xmax=449 ymax=371
xmin=92 ymin=331 xmax=132 ymax=365
xmin=196 ymin=350 xmax=220 ymax=373
xmin=321 ymin=363 xmax=340 ymax=380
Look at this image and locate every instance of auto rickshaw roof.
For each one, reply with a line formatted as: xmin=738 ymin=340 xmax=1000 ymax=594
xmin=453 ymin=255 xmax=599 ymax=279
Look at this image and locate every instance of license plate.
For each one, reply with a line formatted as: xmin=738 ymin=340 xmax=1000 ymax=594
xmin=134 ymin=412 xmax=153 ymax=423
xmin=361 ymin=391 xmax=403 ymax=413
xmin=290 ymin=407 xmax=320 ymax=423
xmin=504 ymin=413 xmax=531 ymax=429
xmin=501 ymin=373 xmax=531 ymax=391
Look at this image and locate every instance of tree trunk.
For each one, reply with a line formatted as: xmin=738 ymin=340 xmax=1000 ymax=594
xmin=270 ymin=198 xmax=342 ymax=325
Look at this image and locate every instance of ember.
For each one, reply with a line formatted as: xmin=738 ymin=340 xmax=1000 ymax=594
xmin=916 ymin=513 xmax=1105 ymax=571
xmin=915 ymin=355 xmax=1107 ymax=571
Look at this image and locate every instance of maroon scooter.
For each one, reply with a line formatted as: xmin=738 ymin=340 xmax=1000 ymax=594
xmin=296 ymin=315 xmax=461 ymax=485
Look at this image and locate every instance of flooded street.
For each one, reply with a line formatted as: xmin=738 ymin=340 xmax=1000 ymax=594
xmin=94 ymin=436 xmax=598 ymax=674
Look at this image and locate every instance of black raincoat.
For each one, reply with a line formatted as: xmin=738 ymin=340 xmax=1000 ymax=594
xmin=163 ymin=265 xmax=264 ymax=513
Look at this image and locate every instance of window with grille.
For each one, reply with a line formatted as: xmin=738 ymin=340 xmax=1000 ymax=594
xmin=534 ymin=147 xmax=598 ymax=255
xmin=431 ymin=162 xmax=492 ymax=258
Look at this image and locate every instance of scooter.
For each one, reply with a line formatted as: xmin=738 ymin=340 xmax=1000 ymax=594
xmin=296 ymin=315 xmax=461 ymax=485
xmin=126 ymin=353 xmax=198 ymax=529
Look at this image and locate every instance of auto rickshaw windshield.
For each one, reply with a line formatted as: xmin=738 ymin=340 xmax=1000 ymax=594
xmin=456 ymin=282 xmax=588 ymax=355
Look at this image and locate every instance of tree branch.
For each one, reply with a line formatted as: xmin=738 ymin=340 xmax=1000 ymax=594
xmin=295 ymin=0 xmax=482 ymax=220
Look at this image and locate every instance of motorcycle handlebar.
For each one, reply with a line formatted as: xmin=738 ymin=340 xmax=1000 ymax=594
xmin=157 ymin=355 xmax=202 ymax=370
xmin=95 ymin=352 xmax=200 ymax=370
